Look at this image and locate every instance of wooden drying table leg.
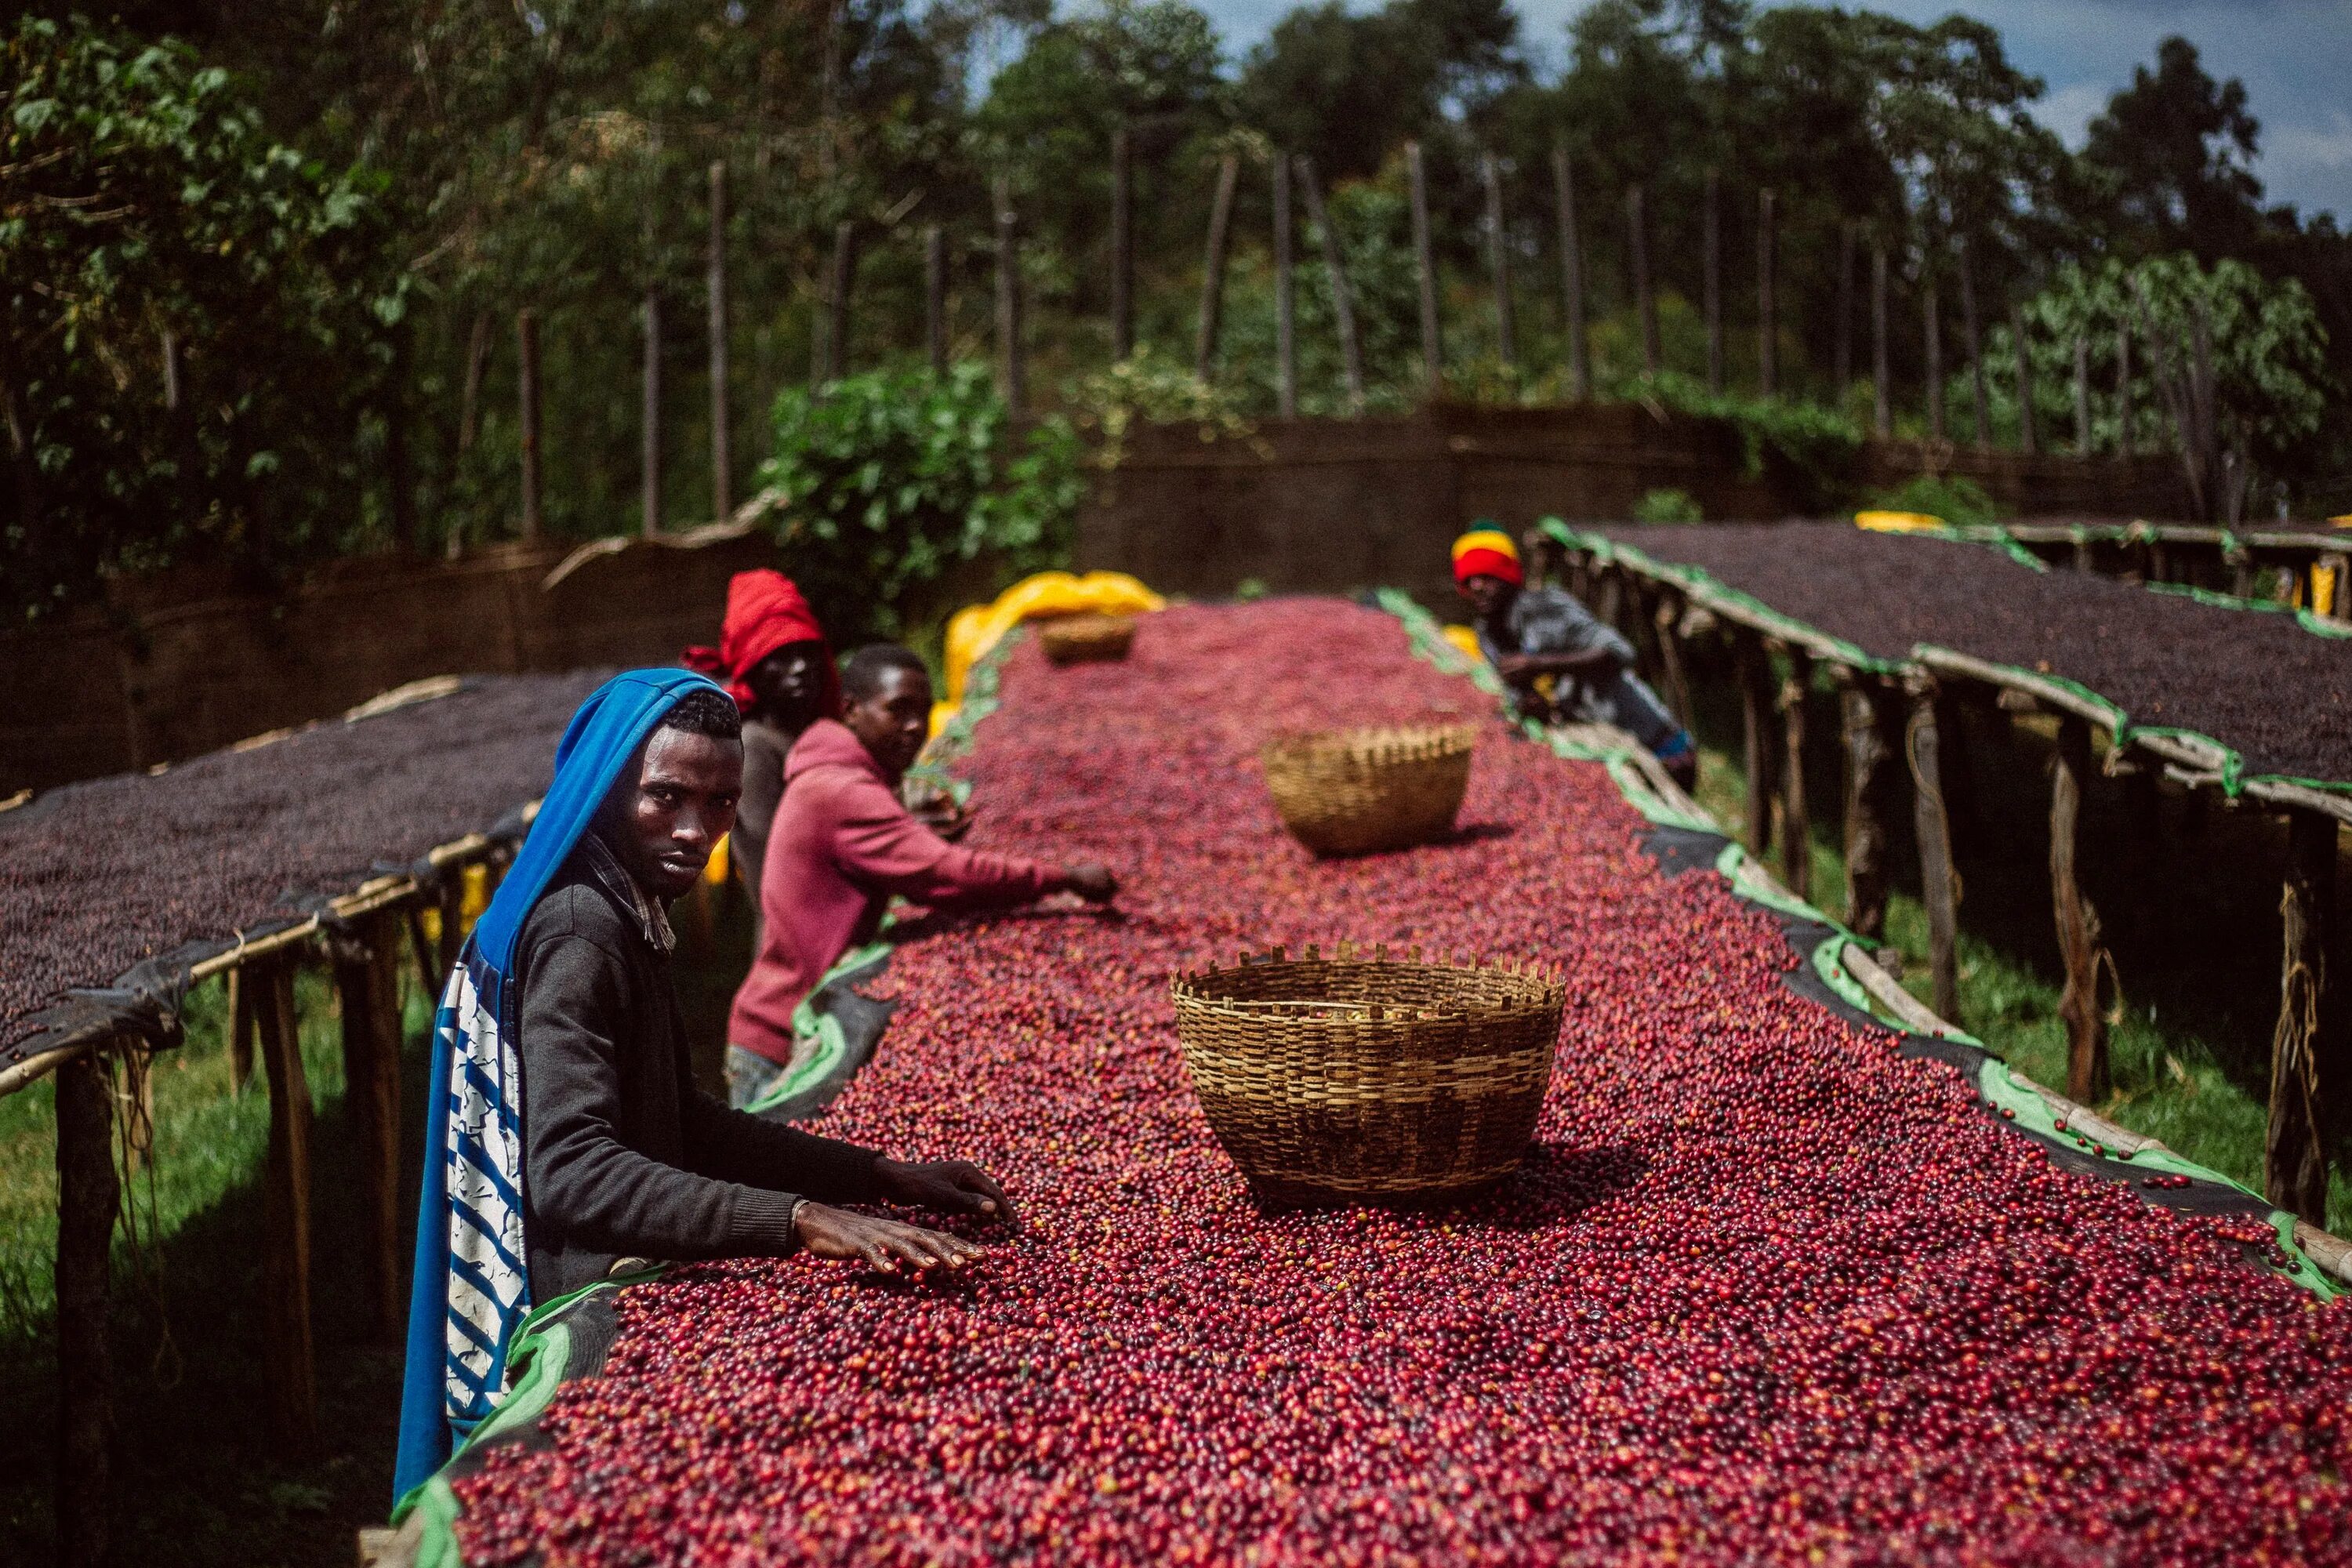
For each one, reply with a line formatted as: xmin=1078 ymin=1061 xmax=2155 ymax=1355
xmin=55 ymin=1046 xmax=119 ymax=1568
xmin=1905 ymin=685 xmax=1962 ymax=1023
xmin=332 ymin=916 xmax=407 ymax=1341
xmin=1652 ymin=592 xmax=1696 ymax=730
xmin=1780 ymin=649 xmax=1813 ymax=902
xmin=256 ymin=958 xmax=319 ymax=1451
xmin=2267 ymin=809 xmax=2336 ymax=1225
xmin=1736 ymin=632 xmax=1776 ymax=858
xmin=1838 ymin=679 xmax=1890 ymax=942
xmin=225 ymin=965 xmax=256 ymax=1097
xmin=2050 ymin=716 xmax=2109 ymax=1105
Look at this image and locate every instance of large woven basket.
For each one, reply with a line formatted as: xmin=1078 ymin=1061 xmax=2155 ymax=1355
xmin=1261 ymin=724 xmax=1477 ymax=855
xmin=1170 ymin=943 xmax=1563 ymax=1206
xmin=1039 ymin=613 xmax=1137 ymax=665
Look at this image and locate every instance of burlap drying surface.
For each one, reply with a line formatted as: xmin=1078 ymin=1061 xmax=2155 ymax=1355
xmin=1 ymin=671 xmax=607 ymax=1056
xmin=1602 ymin=522 xmax=2352 ymax=784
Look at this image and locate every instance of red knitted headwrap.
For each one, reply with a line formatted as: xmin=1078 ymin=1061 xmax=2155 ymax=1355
xmin=681 ymin=570 xmax=837 ymax=717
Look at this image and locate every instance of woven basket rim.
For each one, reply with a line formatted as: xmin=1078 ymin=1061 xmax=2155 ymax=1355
xmin=1171 ymin=945 xmax=1563 ymax=1023
xmin=1260 ymin=723 xmax=1480 ymax=768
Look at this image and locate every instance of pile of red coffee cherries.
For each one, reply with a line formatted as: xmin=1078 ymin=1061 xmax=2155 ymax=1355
xmin=452 ymin=601 xmax=2352 ymax=1565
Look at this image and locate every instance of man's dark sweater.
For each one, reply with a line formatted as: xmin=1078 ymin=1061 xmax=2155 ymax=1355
xmin=514 ymin=834 xmax=883 ymax=1300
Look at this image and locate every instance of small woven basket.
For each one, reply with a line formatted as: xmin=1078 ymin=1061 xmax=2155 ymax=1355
xmin=1170 ymin=943 xmax=1563 ymax=1206
xmin=1260 ymin=724 xmax=1477 ymax=855
xmin=1039 ymin=613 xmax=1137 ymax=665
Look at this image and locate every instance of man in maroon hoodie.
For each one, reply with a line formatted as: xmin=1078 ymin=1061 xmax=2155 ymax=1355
xmin=725 ymin=644 xmax=1116 ymax=1106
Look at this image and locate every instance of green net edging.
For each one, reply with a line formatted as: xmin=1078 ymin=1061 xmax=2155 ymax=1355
xmin=2141 ymin=579 xmax=2352 ymax=641
xmin=1381 ymin=588 xmax=2339 ymax=1302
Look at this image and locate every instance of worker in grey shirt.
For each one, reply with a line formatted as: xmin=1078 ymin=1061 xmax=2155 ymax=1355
xmin=1451 ymin=526 xmax=1697 ymax=788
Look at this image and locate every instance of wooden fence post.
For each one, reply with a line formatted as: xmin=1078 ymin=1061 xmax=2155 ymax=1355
xmin=1553 ymin=148 xmax=1591 ymax=400
xmin=1628 ymin=183 xmax=1660 ymax=377
xmin=1756 ymin=187 xmax=1777 ymax=397
xmin=2115 ymin=322 xmax=2134 ymax=460
xmin=55 ymin=1046 xmax=119 ymax=1568
xmin=1840 ymin=679 xmax=1890 ymax=941
xmin=708 ymin=161 xmax=731 ymax=522
xmin=2074 ymin=335 xmax=2092 ymax=458
xmin=1295 ymin=156 xmax=1365 ymax=413
xmin=1959 ymin=238 xmax=1988 ymax=444
xmin=517 ymin=308 xmax=543 ymax=541
xmin=2050 ymin=716 xmax=2108 ymax=1105
xmin=1196 ymin=154 xmax=1240 ymax=383
xmin=1871 ymin=245 xmax=1892 ymax=437
xmin=256 ymin=958 xmax=318 ymax=1451
xmin=2012 ymin=303 xmax=2037 ymax=457
xmin=332 ymin=916 xmax=407 ymax=1342
xmin=1406 ymin=141 xmax=1442 ymax=394
xmin=994 ymin=178 xmax=1024 ymax=416
xmin=826 ymin=220 xmax=855 ymax=383
xmin=456 ymin=310 xmax=491 ymax=458
xmin=924 ymin=224 xmax=948 ymax=376
xmin=1780 ymin=648 xmax=1813 ymax=902
xmin=1833 ymin=223 xmax=1855 ymax=397
xmin=641 ymin=287 xmax=663 ymax=536
xmin=1482 ymin=153 xmax=1515 ymax=370
xmin=2267 ymin=808 xmax=2336 ymax=1224
xmin=386 ymin=327 xmax=417 ymax=553
xmin=1922 ymin=273 xmax=1944 ymax=441
xmin=1905 ymin=682 xmax=1962 ymax=1020
xmin=1737 ymin=631 xmax=1777 ymax=858
xmin=1702 ymin=169 xmax=1722 ymax=394
xmin=1273 ymin=151 xmax=1297 ymax=417
xmin=1110 ymin=121 xmax=1134 ymax=362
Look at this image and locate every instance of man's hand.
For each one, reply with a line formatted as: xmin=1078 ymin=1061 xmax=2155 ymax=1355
xmin=1494 ymin=652 xmax=1538 ymax=681
xmin=873 ymin=1157 xmax=1022 ymax=1230
xmin=793 ymin=1201 xmax=985 ymax=1273
xmin=1062 ymin=862 xmax=1119 ymax=902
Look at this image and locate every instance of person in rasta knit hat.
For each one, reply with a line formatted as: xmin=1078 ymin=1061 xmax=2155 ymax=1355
xmin=1451 ymin=527 xmax=1697 ymax=788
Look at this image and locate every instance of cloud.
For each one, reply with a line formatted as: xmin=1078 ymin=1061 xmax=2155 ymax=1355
xmin=2032 ymin=79 xmax=2114 ymax=148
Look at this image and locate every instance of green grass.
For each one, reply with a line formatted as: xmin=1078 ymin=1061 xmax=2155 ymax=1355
xmin=1680 ymin=659 xmax=2352 ymax=1234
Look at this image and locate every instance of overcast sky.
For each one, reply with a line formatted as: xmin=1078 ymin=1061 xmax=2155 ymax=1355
xmin=1189 ymin=0 xmax=2352 ymax=222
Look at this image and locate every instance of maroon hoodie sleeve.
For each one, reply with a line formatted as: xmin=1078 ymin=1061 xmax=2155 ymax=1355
xmin=829 ymin=770 xmax=1058 ymax=907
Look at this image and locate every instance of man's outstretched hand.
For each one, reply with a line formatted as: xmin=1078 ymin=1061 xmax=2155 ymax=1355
xmin=793 ymin=1202 xmax=985 ymax=1273
xmin=1061 ymin=862 xmax=1119 ymax=903
xmin=873 ymin=1156 xmax=1022 ymax=1230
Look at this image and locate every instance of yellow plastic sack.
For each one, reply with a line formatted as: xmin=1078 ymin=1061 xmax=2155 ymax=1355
xmin=942 ymin=571 xmax=1165 ymax=701
xmin=1442 ymin=624 xmax=1486 ymax=662
xmin=1856 ymin=510 xmax=1946 ymax=533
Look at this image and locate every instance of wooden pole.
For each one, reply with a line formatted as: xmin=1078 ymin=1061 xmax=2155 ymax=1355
xmin=2051 ymin=715 xmax=2108 ymax=1105
xmin=1295 ymin=156 xmax=1365 ymax=413
xmin=1780 ymin=648 xmax=1813 ymax=902
xmin=641 ymin=286 xmax=663 ymax=536
xmin=1905 ymin=684 xmax=1962 ymax=1021
xmin=1552 ymin=147 xmax=1591 ymax=400
xmin=994 ymin=177 xmax=1024 ymax=416
xmin=924 ymin=223 xmax=948 ymax=376
xmin=332 ymin=918 xmax=407 ymax=1342
xmin=55 ymin=1046 xmax=118 ymax=1568
xmin=1840 ymin=681 xmax=1890 ymax=941
xmin=1196 ymin=154 xmax=1240 ymax=383
xmin=1871 ymin=245 xmax=1891 ymax=437
xmin=2115 ymin=322 xmax=2134 ymax=460
xmin=2073 ymin=335 xmax=2092 ymax=458
xmin=1110 ymin=121 xmax=1134 ymax=362
xmin=1482 ymin=153 xmax=1515 ymax=370
xmin=2012 ymin=303 xmax=2037 ymax=457
xmin=1959 ymin=238 xmax=1988 ymax=444
xmin=1833 ymin=223 xmax=1855 ymax=397
xmin=1406 ymin=141 xmax=1442 ymax=394
xmin=826 ymin=220 xmax=855 ymax=383
xmin=1628 ymin=183 xmax=1659 ymax=378
xmin=1702 ymin=169 xmax=1722 ymax=394
xmin=1922 ymin=274 xmax=1944 ymax=441
xmin=1653 ymin=593 xmax=1695 ymax=728
xmin=1737 ymin=631 xmax=1777 ymax=858
xmin=385 ymin=326 xmax=416 ymax=554
xmin=225 ymin=964 xmax=256 ymax=1096
xmin=256 ymin=958 xmax=318 ymax=1451
xmin=1756 ymin=187 xmax=1777 ymax=397
xmin=517 ymin=308 xmax=543 ymax=541
xmin=2267 ymin=809 xmax=2336 ymax=1223
xmin=708 ymin=162 xmax=731 ymax=521
xmin=1274 ymin=151 xmax=1297 ymax=417
xmin=457 ymin=309 xmax=490 ymax=456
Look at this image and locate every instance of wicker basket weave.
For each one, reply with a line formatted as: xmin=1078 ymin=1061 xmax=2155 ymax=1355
xmin=1260 ymin=724 xmax=1477 ymax=855
xmin=1038 ymin=613 xmax=1138 ymax=665
xmin=1170 ymin=943 xmax=1563 ymax=1205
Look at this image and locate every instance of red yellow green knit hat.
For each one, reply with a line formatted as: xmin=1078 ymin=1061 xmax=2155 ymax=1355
xmin=1451 ymin=527 xmax=1523 ymax=587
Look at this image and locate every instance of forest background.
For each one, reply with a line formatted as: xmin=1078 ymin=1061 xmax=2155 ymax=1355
xmin=5 ymin=0 xmax=2350 ymax=630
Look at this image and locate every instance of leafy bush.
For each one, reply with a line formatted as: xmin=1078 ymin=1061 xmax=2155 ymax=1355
xmin=1064 ymin=346 xmax=1261 ymax=470
xmin=1628 ymin=372 xmax=1864 ymax=509
xmin=1868 ymin=474 xmax=2001 ymax=528
xmin=757 ymin=361 xmax=1084 ymax=646
xmin=1632 ymin=488 xmax=1704 ymax=524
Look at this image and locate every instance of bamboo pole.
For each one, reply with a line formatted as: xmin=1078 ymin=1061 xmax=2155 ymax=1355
xmin=826 ymin=220 xmax=855 ymax=383
xmin=1628 ymin=183 xmax=1659 ymax=377
xmin=1780 ymin=648 xmax=1813 ymax=901
xmin=641 ymin=287 xmax=663 ymax=536
xmin=332 ymin=916 xmax=407 ymax=1341
xmin=1110 ymin=122 xmax=1134 ymax=362
xmin=2268 ymin=809 xmax=2336 ymax=1223
xmin=1553 ymin=148 xmax=1590 ymax=400
xmin=1756 ymin=187 xmax=1777 ymax=397
xmin=1483 ymin=153 xmax=1515 ymax=369
xmin=1840 ymin=680 xmax=1891 ymax=941
xmin=924 ymin=223 xmax=948 ymax=376
xmin=1871 ymin=245 xmax=1891 ymax=437
xmin=994 ymin=177 xmax=1024 ymax=416
xmin=1196 ymin=154 xmax=1240 ymax=383
xmin=1905 ymin=683 xmax=1962 ymax=1020
xmin=1273 ymin=152 xmax=1297 ymax=417
xmin=708 ymin=162 xmax=731 ymax=521
xmin=1703 ymin=169 xmax=1722 ymax=394
xmin=517 ymin=309 xmax=543 ymax=541
xmin=54 ymin=1045 xmax=118 ymax=1568
xmin=256 ymin=958 xmax=318 ymax=1451
xmin=1959 ymin=238 xmax=1988 ymax=444
xmin=2013 ymin=303 xmax=2037 ymax=457
xmin=1295 ymin=156 xmax=1365 ymax=413
xmin=1407 ymin=141 xmax=1442 ymax=394
xmin=2051 ymin=715 xmax=2109 ymax=1105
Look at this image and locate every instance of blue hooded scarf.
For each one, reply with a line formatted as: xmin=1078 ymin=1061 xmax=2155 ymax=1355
xmin=392 ymin=668 xmax=728 ymax=1502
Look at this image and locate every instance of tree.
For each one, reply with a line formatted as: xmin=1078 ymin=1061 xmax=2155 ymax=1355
xmin=2080 ymin=37 xmax=2263 ymax=261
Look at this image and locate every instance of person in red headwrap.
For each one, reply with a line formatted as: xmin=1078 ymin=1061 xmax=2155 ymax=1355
xmin=684 ymin=571 xmax=839 ymax=917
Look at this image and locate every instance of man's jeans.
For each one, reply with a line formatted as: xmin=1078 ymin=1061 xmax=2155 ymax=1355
xmin=725 ymin=1045 xmax=787 ymax=1109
